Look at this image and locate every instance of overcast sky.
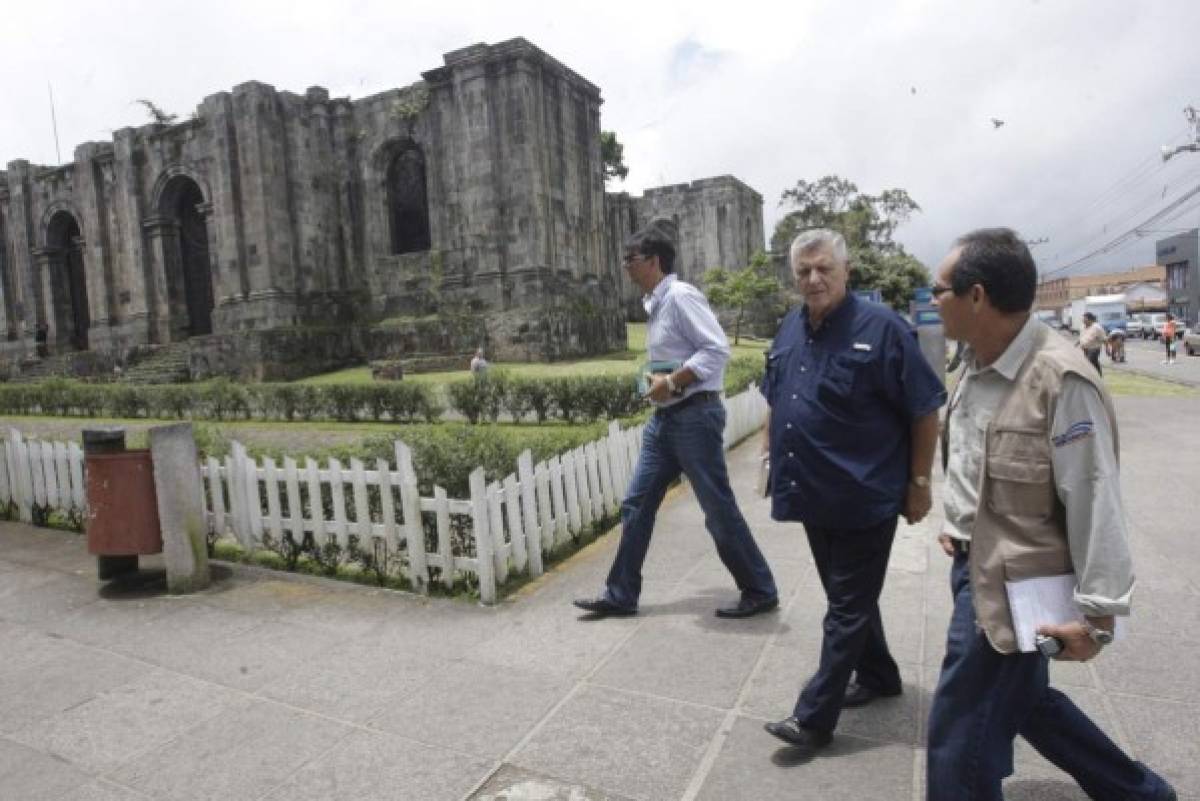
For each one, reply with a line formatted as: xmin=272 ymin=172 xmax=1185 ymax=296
xmin=4 ymin=0 xmax=1200 ymax=279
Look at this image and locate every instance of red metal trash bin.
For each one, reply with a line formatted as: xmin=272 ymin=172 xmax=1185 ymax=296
xmin=85 ymin=449 xmax=163 ymax=556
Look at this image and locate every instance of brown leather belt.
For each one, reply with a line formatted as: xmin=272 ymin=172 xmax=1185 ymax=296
xmin=655 ymin=390 xmax=723 ymax=415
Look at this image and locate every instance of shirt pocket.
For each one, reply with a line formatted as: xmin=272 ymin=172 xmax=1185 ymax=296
xmin=985 ymin=455 xmax=1056 ymax=518
xmin=818 ymin=352 xmax=872 ymax=404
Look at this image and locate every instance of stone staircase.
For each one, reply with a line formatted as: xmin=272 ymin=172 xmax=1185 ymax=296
xmin=120 ymin=343 xmax=192 ymax=384
xmin=8 ymin=354 xmax=81 ymax=383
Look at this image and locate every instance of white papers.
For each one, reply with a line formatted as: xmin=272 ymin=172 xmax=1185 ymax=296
xmin=754 ymin=455 xmax=770 ymax=499
xmin=1006 ymin=573 xmax=1084 ymax=652
xmin=1005 ymin=572 xmax=1126 ymax=652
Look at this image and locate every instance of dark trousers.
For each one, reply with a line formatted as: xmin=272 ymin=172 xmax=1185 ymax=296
xmin=792 ymin=518 xmax=901 ymax=733
xmin=1084 ymin=347 xmax=1102 ymax=375
xmin=926 ymin=553 xmax=1174 ymax=801
xmin=603 ymin=397 xmax=777 ymax=609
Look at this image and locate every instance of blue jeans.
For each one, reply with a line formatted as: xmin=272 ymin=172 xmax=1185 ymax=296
xmin=603 ymin=397 xmax=777 ymax=609
xmin=927 ymin=553 xmax=1174 ymax=801
xmin=792 ymin=518 xmax=902 ymax=732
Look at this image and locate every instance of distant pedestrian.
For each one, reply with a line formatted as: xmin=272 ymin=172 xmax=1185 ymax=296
xmin=1077 ymin=312 xmax=1105 ymax=375
xmin=1162 ymin=314 xmax=1177 ymax=365
xmin=469 ymin=348 xmax=490 ymax=376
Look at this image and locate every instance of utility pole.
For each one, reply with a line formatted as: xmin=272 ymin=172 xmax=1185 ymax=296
xmin=1161 ymin=105 xmax=1200 ymax=162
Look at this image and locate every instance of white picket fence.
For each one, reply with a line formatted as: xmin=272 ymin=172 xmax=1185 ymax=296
xmin=0 ymin=429 xmax=87 ymax=525
xmin=1 ymin=386 xmax=768 ymax=603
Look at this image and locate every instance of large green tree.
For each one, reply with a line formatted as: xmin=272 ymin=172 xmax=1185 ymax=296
xmin=772 ymin=175 xmax=929 ymax=310
xmin=702 ymin=251 xmax=780 ymax=344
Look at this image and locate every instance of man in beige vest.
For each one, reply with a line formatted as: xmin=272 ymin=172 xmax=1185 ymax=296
xmin=925 ymin=229 xmax=1175 ymax=800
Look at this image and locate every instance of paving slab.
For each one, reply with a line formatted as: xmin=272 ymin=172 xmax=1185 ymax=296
xmin=109 ymin=697 xmax=353 ymax=801
xmin=511 ymin=684 xmax=725 ymax=801
xmin=695 ymin=714 xmax=916 ymax=800
xmin=261 ymin=728 xmax=494 ymax=801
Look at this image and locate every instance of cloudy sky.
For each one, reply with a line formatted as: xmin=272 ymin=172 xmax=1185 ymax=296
xmin=4 ymin=0 xmax=1200 ymax=278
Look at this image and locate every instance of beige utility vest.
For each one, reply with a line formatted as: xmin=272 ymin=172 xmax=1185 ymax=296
xmin=941 ymin=324 xmax=1119 ymax=654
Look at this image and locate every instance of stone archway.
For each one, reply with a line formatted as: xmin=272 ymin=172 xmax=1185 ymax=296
xmin=158 ymin=174 xmax=214 ymax=337
xmin=45 ymin=210 xmax=89 ymax=351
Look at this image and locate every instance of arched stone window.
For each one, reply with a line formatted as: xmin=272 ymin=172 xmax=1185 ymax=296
xmin=386 ymin=144 xmax=431 ymax=255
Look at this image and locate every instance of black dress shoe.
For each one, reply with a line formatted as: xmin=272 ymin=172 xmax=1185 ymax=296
xmin=715 ymin=595 xmax=779 ymax=619
xmin=573 ymin=596 xmax=637 ymax=617
xmin=843 ymin=682 xmax=902 ymax=708
xmin=764 ymin=717 xmax=832 ymax=752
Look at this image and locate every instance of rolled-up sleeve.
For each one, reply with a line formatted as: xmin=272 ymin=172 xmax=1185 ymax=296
xmin=1050 ymin=375 xmax=1135 ymax=617
xmin=673 ymin=287 xmax=731 ymax=381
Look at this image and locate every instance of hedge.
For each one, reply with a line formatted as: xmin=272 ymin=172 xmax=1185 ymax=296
xmin=0 ymin=359 xmax=763 ymax=426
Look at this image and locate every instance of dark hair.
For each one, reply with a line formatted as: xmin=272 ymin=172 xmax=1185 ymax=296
xmin=1083 ymin=312 xmax=1096 ymax=322
xmin=624 ymin=217 xmax=677 ymax=274
xmin=950 ymin=227 xmax=1037 ymax=313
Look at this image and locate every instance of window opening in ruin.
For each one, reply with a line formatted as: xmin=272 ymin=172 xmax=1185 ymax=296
xmin=387 ymin=144 xmax=431 ymax=255
xmin=0 ymin=210 xmax=14 ymax=339
xmin=46 ymin=211 xmax=89 ymax=351
xmin=174 ymin=180 xmax=214 ymax=336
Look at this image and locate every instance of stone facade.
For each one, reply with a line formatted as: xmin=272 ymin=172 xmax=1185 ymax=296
xmin=605 ymin=176 xmax=765 ymax=318
xmin=0 ymin=38 xmax=627 ymax=377
xmin=0 ymin=38 xmax=767 ymax=380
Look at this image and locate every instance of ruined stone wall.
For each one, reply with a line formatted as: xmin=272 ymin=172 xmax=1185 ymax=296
xmin=604 ymin=175 xmax=766 ymax=318
xmin=0 ymin=37 xmax=626 ymax=376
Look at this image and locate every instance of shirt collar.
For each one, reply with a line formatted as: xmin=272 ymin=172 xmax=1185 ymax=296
xmin=643 ymin=273 xmax=677 ymax=316
xmin=801 ymin=291 xmax=857 ymax=335
xmin=965 ymin=314 xmax=1041 ymax=382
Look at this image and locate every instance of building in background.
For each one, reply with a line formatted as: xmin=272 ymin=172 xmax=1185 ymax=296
xmin=1156 ymin=229 xmax=1199 ymax=325
xmin=1036 ymin=263 xmax=1166 ymax=322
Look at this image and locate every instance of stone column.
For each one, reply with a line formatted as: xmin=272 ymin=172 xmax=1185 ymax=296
xmin=149 ymin=423 xmax=210 ymax=594
xmin=30 ymin=247 xmax=57 ymax=350
xmin=141 ymin=216 xmax=175 ymax=344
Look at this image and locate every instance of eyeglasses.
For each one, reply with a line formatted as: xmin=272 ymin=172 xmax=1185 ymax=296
xmin=930 ymin=284 xmax=954 ymax=298
xmin=622 ymin=253 xmax=651 ymax=268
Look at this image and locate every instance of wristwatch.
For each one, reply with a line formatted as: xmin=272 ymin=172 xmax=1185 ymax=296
xmin=1083 ymin=622 xmax=1115 ymax=646
xmin=665 ymin=375 xmax=684 ymax=397
xmin=910 ymin=475 xmax=931 ymax=488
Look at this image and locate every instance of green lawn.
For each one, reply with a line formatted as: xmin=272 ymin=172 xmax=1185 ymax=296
xmin=297 ymin=323 xmax=772 ymax=386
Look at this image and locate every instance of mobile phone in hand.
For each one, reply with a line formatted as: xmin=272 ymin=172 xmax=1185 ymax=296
xmin=1036 ymin=634 xmax=1063 ymax=658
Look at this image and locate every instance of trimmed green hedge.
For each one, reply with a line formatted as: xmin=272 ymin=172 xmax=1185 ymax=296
xmin=1 ymin=359 xmax=763 ymax=427
xmin=0 ymin=378 xmax=442 ymax=424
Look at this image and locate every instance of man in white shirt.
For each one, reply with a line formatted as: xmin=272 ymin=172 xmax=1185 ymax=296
xmin=1077 ymin=312 xmax=1107 ymax=375
xmin=573 ymin=219 xmax=778 ymax=619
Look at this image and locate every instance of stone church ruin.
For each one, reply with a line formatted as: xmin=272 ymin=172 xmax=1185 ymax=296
xmin=0 ymin=38 xmax=763 ymax=381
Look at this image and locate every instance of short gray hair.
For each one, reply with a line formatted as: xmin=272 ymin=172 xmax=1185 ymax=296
xmin=789 ymin=229 xmax=848 ymax=268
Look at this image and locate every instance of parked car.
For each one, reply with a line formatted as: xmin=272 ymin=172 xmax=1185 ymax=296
xmin=1183 ymin=326 xmax=1200 ymax=356
xmin=1126 ymin=316 xmax=1145 ymax=337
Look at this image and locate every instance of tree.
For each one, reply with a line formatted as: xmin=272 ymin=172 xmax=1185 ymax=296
xmin=135 ymin=99 xmax=177 ymax=126
xmin=600 ymin=131 xmax=629 ymax=182
xmin=772 ymin=175 xmax=928 ymax=310
xmin=702 ymin=251 xmax=780 ymax=344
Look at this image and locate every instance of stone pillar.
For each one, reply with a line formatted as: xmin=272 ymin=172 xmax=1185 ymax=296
xmin=30 ymin=247 xmax=57 ymax=348
xmin=141 ymin=216 xmax=176 ymax=343
xmin=149 ymin=423 xmax=211 ymax=594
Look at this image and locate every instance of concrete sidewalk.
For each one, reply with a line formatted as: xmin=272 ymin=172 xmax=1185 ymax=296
xmin=2 ymin=396 xmax=1197 ymax=800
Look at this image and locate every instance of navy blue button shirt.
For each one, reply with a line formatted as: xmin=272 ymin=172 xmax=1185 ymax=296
xmin=761 ymin=294 xmax=946 ymax=529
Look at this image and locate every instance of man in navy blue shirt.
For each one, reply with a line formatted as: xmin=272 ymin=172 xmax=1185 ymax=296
xmin=762 ymin=229 xmax=945 ymax=755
